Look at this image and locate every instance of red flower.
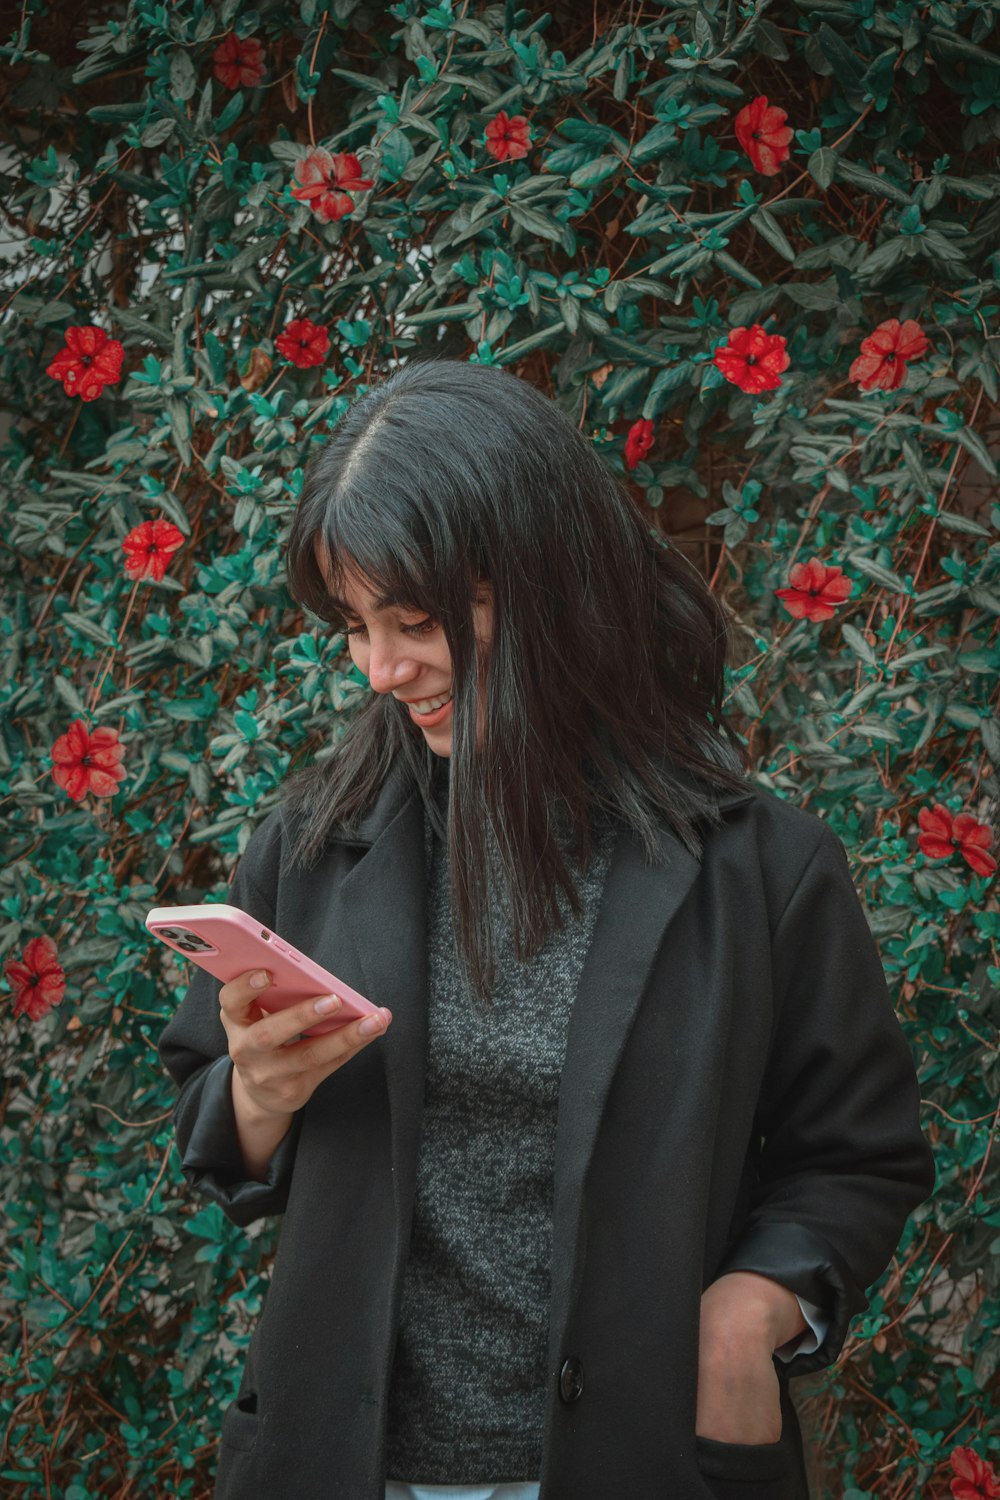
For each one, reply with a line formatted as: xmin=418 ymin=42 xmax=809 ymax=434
xmin=917 ymin=805 xmax=996 ymax=879
xmin=950 ymin=1446 xmax=1000 ymax=1499
xmin=849 ymin=318 xmax=929 ymax=392
xmin=51 ymin=719 xmax=127 ymax=803
xmin=624 ymin=418 xmax=655 ymax=470
xmin=275 ymin=317 xmax=331 ymax=369
xmin=122 ymin=518 xmax=185 ymax=582
xmin=734 ymin=95 xmax=794 ymax=176
xmin=212 ymin=32 xmax=267 ymax=90
xmin=45 ymin=325 xmax=124 ymax=402
xmin=775 ymin=558 xmax=854 ymax=623
xmin=713 ymin=324 xmax=790 ymax=394
xmin=290 ymin=148 xmax=373 ymax=223
xmin=3 ymin=935 xmax=66 ymax=1022
xmin=484 ymin=111 xmax=532 ymax=163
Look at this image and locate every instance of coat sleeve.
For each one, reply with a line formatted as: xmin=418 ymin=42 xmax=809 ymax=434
xmin=156 ymin=810 xmax=305 ymax=1230
xmin=713 ymin=822 xmax=936 ymax=1378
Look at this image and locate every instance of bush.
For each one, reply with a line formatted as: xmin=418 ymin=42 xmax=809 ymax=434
xmin=1 ymin=1 xmax=998 ymax=1495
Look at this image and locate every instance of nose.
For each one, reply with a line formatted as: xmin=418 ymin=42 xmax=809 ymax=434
xmin=364 ymin=638 xmax=421 ymax=697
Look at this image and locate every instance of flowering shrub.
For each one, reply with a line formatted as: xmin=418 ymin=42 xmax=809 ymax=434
xmin=43 ymin=323 xmax=124 ymax=401
xmin=1 ymin=1 xmax=998 ymax=1496
xmin=485 ymin=109 xmax=534 ymax=162
xmin=290 ymin=145 xmax=374 ymax=221
xmin=848 ymin=317 xmax=932 ymax=393
xmin=712 ymin=322 xmax=790 ymax=392
xmin=733 ymin=95 xmax=793 ymax=176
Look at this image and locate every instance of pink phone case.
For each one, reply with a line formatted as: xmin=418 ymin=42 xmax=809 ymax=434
xmin=146 ymin=903 xmax=381 ymax=1038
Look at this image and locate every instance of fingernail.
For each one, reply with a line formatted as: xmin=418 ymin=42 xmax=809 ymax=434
xmin=314 ymin=995 xmax=341 ymax=1014
xmin=251 ymin=970 xmax=270 ymax=989
xmin=359 ymin=1014 xmax=383 ymax=1037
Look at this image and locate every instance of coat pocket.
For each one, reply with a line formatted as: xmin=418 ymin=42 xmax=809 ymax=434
xmin=694 ymin=1433 xmax=796 ymax=1497
xmin=219 ymin=1391 xmax=259 ymax=1453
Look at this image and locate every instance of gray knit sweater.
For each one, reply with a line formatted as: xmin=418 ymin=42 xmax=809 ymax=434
xmin=384 ymin=760 xmax=619 ymax=1482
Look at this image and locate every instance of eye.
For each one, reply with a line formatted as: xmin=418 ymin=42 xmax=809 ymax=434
xmin=343 ymin=618 xmax=438 ymax=638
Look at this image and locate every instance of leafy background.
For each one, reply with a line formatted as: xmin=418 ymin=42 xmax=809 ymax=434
xmin=1 ymin=0 xmax=998 ymax=1495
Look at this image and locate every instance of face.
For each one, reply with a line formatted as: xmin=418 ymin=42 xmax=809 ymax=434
xmin=313 ymin=540 xmax=493 ymax=757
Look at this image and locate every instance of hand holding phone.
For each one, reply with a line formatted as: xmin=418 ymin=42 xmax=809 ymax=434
xmin=220 ymin=967 xmax=393 ymax=1119
xmin=146 ymin=902 xmax=380 ymax=1038
xmin=147 ymin=902 xmax=393 ymax=1119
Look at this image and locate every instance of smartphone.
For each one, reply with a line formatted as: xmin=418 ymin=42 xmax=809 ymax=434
xmin=146 ymin=903 xmax=381 ymax=1038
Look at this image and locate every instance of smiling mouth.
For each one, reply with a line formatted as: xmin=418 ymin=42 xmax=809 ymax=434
xmin=402 ymin=691 xmax=454 ymax=712
xmin=407 ymin=693 xmax=454 ymax=720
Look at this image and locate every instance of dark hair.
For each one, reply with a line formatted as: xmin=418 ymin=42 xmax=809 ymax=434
xmin=280 ymin=358 xmax=750 ymax=1009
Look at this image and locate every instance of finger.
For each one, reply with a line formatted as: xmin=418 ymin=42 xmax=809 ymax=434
xmin=248 ymin=986 xmax=359 ymax=1053
xmin=277 ymin=990 xmax=350 ymax=1046
xmin=219 ymin=967 xmax=275 ymax=1024
xmin=331 ymin=1007 xmax=392 ymax=1049
xmin=283 ymin=1005 xmax=393 ymax=1067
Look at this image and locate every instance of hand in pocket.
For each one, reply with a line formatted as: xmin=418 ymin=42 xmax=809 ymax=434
xmin=696 ymin=1311 xmax=784 ymax=1445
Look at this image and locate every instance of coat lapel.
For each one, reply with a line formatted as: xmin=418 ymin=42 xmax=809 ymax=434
xmin=330 ymin=758 xmax=431 ymax=1244
xmin=328 ymin=758 xmax=755 ymax=1357
xmin=548 ymin=816 xmax=702 ymax=1354
xmin=546 ymin=774 xmax=753 ymax=1359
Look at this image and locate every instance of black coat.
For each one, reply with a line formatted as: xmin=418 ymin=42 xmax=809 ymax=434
xmin=157 ymin=759 xmax=936 ymax=1500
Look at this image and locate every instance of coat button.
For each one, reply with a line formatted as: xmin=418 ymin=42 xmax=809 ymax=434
xmin=559 ymin=1356 xmax=584 ymax=1403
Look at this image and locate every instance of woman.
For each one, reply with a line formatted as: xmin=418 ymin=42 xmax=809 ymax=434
xmin=158 ymin=359 xmax=936 ymax=1500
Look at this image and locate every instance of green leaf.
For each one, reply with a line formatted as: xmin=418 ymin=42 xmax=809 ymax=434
xmin=141 ymin=117 xmax=176 ymax=148
xmin=169 ymin=50 xmax=197 ymax=102
xmin=781 ymin=279 xmax=840 ymax=310
xmin=953 ymin=424 xmax=998 ymax=477
xmin=544 ymin=142 xmax=592 ymax=176
xmin=901 ymin=439 xmax=936 ymax=503
xmin=234 ymin=710 xmax=260 ymax=742
xmin=841 ymin=624 xmax=877 ymax=666
xmin=630 ymin=123 xmax=679 ymax=166
xmin=203 ymin=330 xmax=228 ymax=385
xmin=215 ymin=91 xmax=244 ymax=132
xmin=85 ymin=103 xmax=145 ymax=122
xmin=814 ymin=23 xmax=866 ymax=92
xmin=858 ymin=237 xmax=910 ymax=278
xmin=808 ymin=147 xmax=838 ymax=191
xmin=113 ymin=307 xmax=174 ymax=351
xmin=848 ymin=554 xmax=908 ymax=592
xmin=753 ymin=18 xmax=790 ymax=61
xmin=497 ymin=321 xmax=566 ymax=362
xmin=166 ymin=397 xmax=192 ymax=467
xmin=60 ymin=612 xmax=115 ymax=648
xmin=403 ymin=301 xmax=480 ymax=325
xmin=753 ymin=209 xmax=796 ymax=261
xmin=713 ymin=250 xmax=762 ymax=288
xmin=557 ymin=119 xmax=617 ymax=147
xmin=329 ymin=68 xmax=386 ymax=93
xmin=508 ymin=203 xmax=565 ymax=243
xmin=380 ymin=129 xmax=415 ymax=181
xmin=569 ymin=154 xmax=620 ymax=190
xmin=599 ymin=364 xmax=650 ymax=409
xmin=642 ymin=363 xmax=693 ymax=419
xmin=53 ymin=674 xmax=89 ymax=717
xmin=835 ymin=158 xmax=913 ymax=208
xmin=935 ymin=510 xmax=991 ymax=538
xmin=729 ymin=287 xmax=781 ymax=323
xmin=853 ymin=718 xmax=901 ymax=744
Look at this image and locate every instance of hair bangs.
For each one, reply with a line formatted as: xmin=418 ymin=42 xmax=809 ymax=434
xmin=300 ymin=469 xmax=449 ymax=634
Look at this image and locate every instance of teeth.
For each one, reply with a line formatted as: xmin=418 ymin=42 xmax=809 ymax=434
xmin=413 ymin=691 xmax=453 ymax=713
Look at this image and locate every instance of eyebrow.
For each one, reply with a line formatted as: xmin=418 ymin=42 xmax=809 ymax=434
xmin=328 ymin=590 xmax=406 ymax=616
